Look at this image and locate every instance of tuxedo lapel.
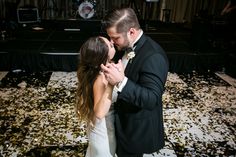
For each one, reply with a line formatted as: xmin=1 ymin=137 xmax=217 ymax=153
xmin=125 ymin=34 xmax=147 ymax=75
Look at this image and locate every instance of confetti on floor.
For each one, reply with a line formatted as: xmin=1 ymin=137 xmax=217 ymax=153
xmin=0 ymin=71 xmax=235 ymax=157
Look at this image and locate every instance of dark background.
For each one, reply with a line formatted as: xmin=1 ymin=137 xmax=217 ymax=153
xmin=0 ymin=0 xmax=235 ymax=77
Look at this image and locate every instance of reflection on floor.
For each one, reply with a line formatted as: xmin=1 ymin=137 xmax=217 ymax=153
xmin=0 ymin=71 xmax=235 ymax=157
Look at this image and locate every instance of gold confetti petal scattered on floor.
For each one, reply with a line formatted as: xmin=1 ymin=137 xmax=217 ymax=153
xmin=0 ymin=71 xmax=235 ymax=156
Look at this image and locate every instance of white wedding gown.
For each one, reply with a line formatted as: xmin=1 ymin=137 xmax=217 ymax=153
xmin=85 ymin=94 xmax=116 ymax=157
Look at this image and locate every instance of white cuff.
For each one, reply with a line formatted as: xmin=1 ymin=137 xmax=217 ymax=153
xmin=114 ymin=76 xmax=128 ymax=92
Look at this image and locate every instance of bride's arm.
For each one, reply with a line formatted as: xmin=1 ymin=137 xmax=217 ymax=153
xmin=93 ymin=74 xmax=113 ymax=119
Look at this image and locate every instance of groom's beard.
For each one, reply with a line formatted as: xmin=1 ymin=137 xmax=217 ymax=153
xmin=116 ymin=37 xmax=131 ymax=51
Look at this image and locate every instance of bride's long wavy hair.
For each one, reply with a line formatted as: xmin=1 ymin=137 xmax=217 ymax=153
xmin=75 ymin=36 xmax=109 ymax=124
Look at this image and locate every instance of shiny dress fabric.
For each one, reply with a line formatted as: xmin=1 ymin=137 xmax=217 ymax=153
xmin=85 ymin=108 xmax=116 ymax=157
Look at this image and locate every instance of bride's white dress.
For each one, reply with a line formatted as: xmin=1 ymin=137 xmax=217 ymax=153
xmin=85 ymin=93 xmax=116 ymax=157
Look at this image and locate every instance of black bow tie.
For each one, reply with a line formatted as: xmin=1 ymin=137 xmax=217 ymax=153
xmin=125 ymin=47 xmax=133 ymax=53
xmin=124 ymin=40 xmax=139 ymax=53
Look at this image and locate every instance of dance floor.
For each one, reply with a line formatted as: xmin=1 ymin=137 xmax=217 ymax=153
xmin=0 ymin=71 xmax=235 ymax=157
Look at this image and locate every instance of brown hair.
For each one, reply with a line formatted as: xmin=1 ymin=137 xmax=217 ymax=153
xmin=102 ymin=7 xmax=140 ymax=33
xmin=75 ymin=36 xmax=109 ymax=123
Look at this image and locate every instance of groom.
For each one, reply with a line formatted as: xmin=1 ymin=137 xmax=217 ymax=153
xmin=101 ymin=7 xmax=169 ymax=157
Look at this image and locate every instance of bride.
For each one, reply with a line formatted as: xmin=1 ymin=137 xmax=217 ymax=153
xmin=75 ymin=36 xmax=117 ymax=157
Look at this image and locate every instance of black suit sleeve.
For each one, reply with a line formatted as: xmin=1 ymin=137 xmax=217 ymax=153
xmin=118 ymin=52 xmax=168 ymax=110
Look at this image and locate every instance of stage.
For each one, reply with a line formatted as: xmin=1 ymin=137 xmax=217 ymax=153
xmin=0 ymin=19 xmax=235 ymax=77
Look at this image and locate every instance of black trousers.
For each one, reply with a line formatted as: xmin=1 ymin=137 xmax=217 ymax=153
xmin=116 ymin=146 xmax=143 ymax=157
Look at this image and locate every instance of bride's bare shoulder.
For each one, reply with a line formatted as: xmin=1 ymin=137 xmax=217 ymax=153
xmin=94 ymin=72 xmax=107 ymax=88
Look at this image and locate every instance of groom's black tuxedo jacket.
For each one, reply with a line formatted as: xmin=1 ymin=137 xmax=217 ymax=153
xmin=114 ymin=34 xmax=169 ymax=154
